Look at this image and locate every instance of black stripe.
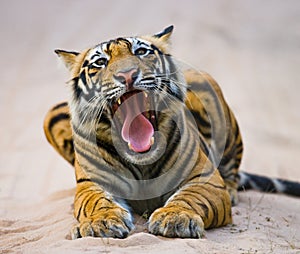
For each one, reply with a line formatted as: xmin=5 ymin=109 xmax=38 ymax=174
xmin=96 ymin=138 xmax=118 ymax=156
xmin=104 ymin=41 xmax=112 ymax=55
xmin=76 ymin=205 xmax=83 ymax=221
xmin=219 ymin=154 xmax=233 ymax=168
xmin=73 ymin=137 xmax=99 ymax=158
xmin=75 ymin=189 xmax=96 ymax=220
xmin=180 ymin=187 xmax=219 ymax=228
xmin=90 ymin=198 xmax=101 ymax=216
xmin=149 ymin=123 xmax=180 ymax=178
xmin=220 ymin=198 xmax=228 ymax=225
xmin=172 ymin=134 xmax=198 ymax=177
xmin=220 ymin=170 xmax=236 ymax=180
xmin=97 ymin=137 xmax=142 ymax=180
xmin=90 ymin=197 xmax=111 ymax=216
xmin=73 ymin=125 xmax=119 ymax=167
xmin=235 ymin=143 xmax=243 ymax=154
xmin=188 ymin=82 xmax=209 ymax=92
xmin=167 ymin=58 xmax=185 ymax=102
xmin=199 ymin=203 xmax=209 ymax=219
xmin=187 ymin=166 xmax=215 ymax=182
xmin=82 ymin=193 xmax=96 ymax=217
xmin=63 ymin=139 xmax=74 ymax=150
xmin=199 ymin=136 xmax=211 ymax=157
xmin=75 ymin=146 xmax=105 ymax=169
xmin=240 ymin=173 xmax=277 ymax=193
xmin=203 ymin=193 xmax=218 ymax=228
xmin=48 ymin=113 xmax=70 ymax=131
xmin=234 ymin=123 xmax=240 ymax=139
xmin=151 ymin=44 xmax=164 ymax=55
xmin=189 ymin=81 xmax=224 ymax=118
xmin=96 ymin=136 xmax=143 ymax=181
xmin=180 ymin=189 xmax=210 ymax=221
xmin=71 ymin=77 xmax=81 ymax=100
xmin=96 ymin=112 xmax=111 ymax=126
xmin=189 ymin=109 xmax=211 ymax=129
xmin=204 ymin=182 xmax=227 ymax=190
xmin=165 ymin=82 xmax=184 ymax=102
xmin=154 ymin=51 xmax=184 ymax=102
xmin=52 ymin=102 xmax=68 ymax=111
xmin=89 ymin=70 xmax=98 ymax=78
xmin=72 ymin=126 xmax=102 ymax=156
xmin=115 ymin=38 xmax=131 ymax=48
xmin=157 ymin=49 xmax=167 ymax=75
xmin=81 ymin=191 xmax=98 ymax=217
xmin=82 ymin=60 xmax=89 ymax=68
xmin=150 ymin=124 xmax=196 ymax=180
xmin=173 ymin=198 xmax=199 ymax=214
xmin=75 ymin=189 xmax=95 ymax=204
xmin=77 ymin=178 xmax=92 ymax=184
xmin=79 ymin=71 xmax=87 ymax=87
xmin=75 ymin=147 xmax=133 ymax=190
xmin=123 ymin=162 xmax=141 ymax=181
xmin=279 ymin=179 xmax=300 ymax=196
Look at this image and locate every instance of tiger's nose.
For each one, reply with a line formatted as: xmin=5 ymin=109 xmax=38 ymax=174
xmin=114 ymin=68 xmax=139 ymax=89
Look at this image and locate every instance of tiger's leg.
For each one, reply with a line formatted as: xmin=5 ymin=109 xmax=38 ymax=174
xmin=43 ymin=102 xmax=75 ymax=165
xmin=71 ymin=160 xmax=134 ymax=239
xmin=148 ymin=154 xmax=232 ymax=238
xmin=44 ymin=104 xmax=133 ymax=238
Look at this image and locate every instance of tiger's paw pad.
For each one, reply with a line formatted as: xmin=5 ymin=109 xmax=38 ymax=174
xmin=71 ymin=209 xmax=134 ymax=239
xmin=148 ymin=207 xmax=205 ymax=238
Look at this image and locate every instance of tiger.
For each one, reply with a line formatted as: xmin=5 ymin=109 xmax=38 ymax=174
xmin=44 ymin=26 xmax=300 ymax=239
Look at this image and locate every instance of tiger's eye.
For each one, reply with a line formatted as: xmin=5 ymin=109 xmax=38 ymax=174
xmin=135 ymin=47 xmax=149 ymax=56
xmin=93 ymin=58 xmax=108 ymax=68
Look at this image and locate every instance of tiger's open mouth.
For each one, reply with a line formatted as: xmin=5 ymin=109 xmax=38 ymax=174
xmin=111 ymin=90 xmax=157 ymax=153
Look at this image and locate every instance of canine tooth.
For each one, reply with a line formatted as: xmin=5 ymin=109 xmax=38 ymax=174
xmin=128 ymin=142 xmax=133 ymax=150
xmin=150 ymin=137 xmax=154 ymax=145
xmin=143 ymin=91 xmax=148 ymax=98
xmin=117 ymin=98 xmax=121 ymax=105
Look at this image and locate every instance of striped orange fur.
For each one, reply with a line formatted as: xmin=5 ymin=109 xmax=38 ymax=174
xmin=44 ymin=26 xmax=245 ymax=239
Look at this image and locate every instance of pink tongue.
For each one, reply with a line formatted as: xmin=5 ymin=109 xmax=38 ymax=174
xmin=121 ymin=95 xmax=154 ymax=153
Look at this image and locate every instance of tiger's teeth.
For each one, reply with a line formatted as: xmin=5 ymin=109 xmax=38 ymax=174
xmin=128 ymin=138 xmax=154 ymax=151
xmin=117 ymin=98 xmax=121 ymax=105
xmin=150 ymin=137 xmax=154 ymax=145
xmin=143 ymin=91 xmax=148 ymax=98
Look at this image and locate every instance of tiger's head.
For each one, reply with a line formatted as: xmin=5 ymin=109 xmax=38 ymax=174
xmin=56 ymin=26 xmax=189 ymax=165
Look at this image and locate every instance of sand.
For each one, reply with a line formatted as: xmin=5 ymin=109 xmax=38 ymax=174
xmin=0 ymin=0 xmax=300 ymax=253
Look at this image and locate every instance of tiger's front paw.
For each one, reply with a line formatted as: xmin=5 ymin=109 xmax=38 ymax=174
xmin=148 ymin=207 xmax=204 ymax=238
xmin=71 ymin=207 xmax=134 ymax=239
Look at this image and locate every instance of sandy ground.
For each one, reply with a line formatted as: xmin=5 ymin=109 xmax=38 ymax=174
xmin=0 ymin=0 xmax=300 ymax=253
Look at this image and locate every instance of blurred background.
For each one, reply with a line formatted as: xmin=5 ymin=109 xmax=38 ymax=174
xmin=0 ymin=0 xmax=299 ymax=203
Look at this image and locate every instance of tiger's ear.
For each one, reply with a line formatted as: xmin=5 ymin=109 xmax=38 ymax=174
xmin=54 ymin=49 xmax=79 ymax=71
xmin=154 ymin=25 xmax=174 ymax=42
